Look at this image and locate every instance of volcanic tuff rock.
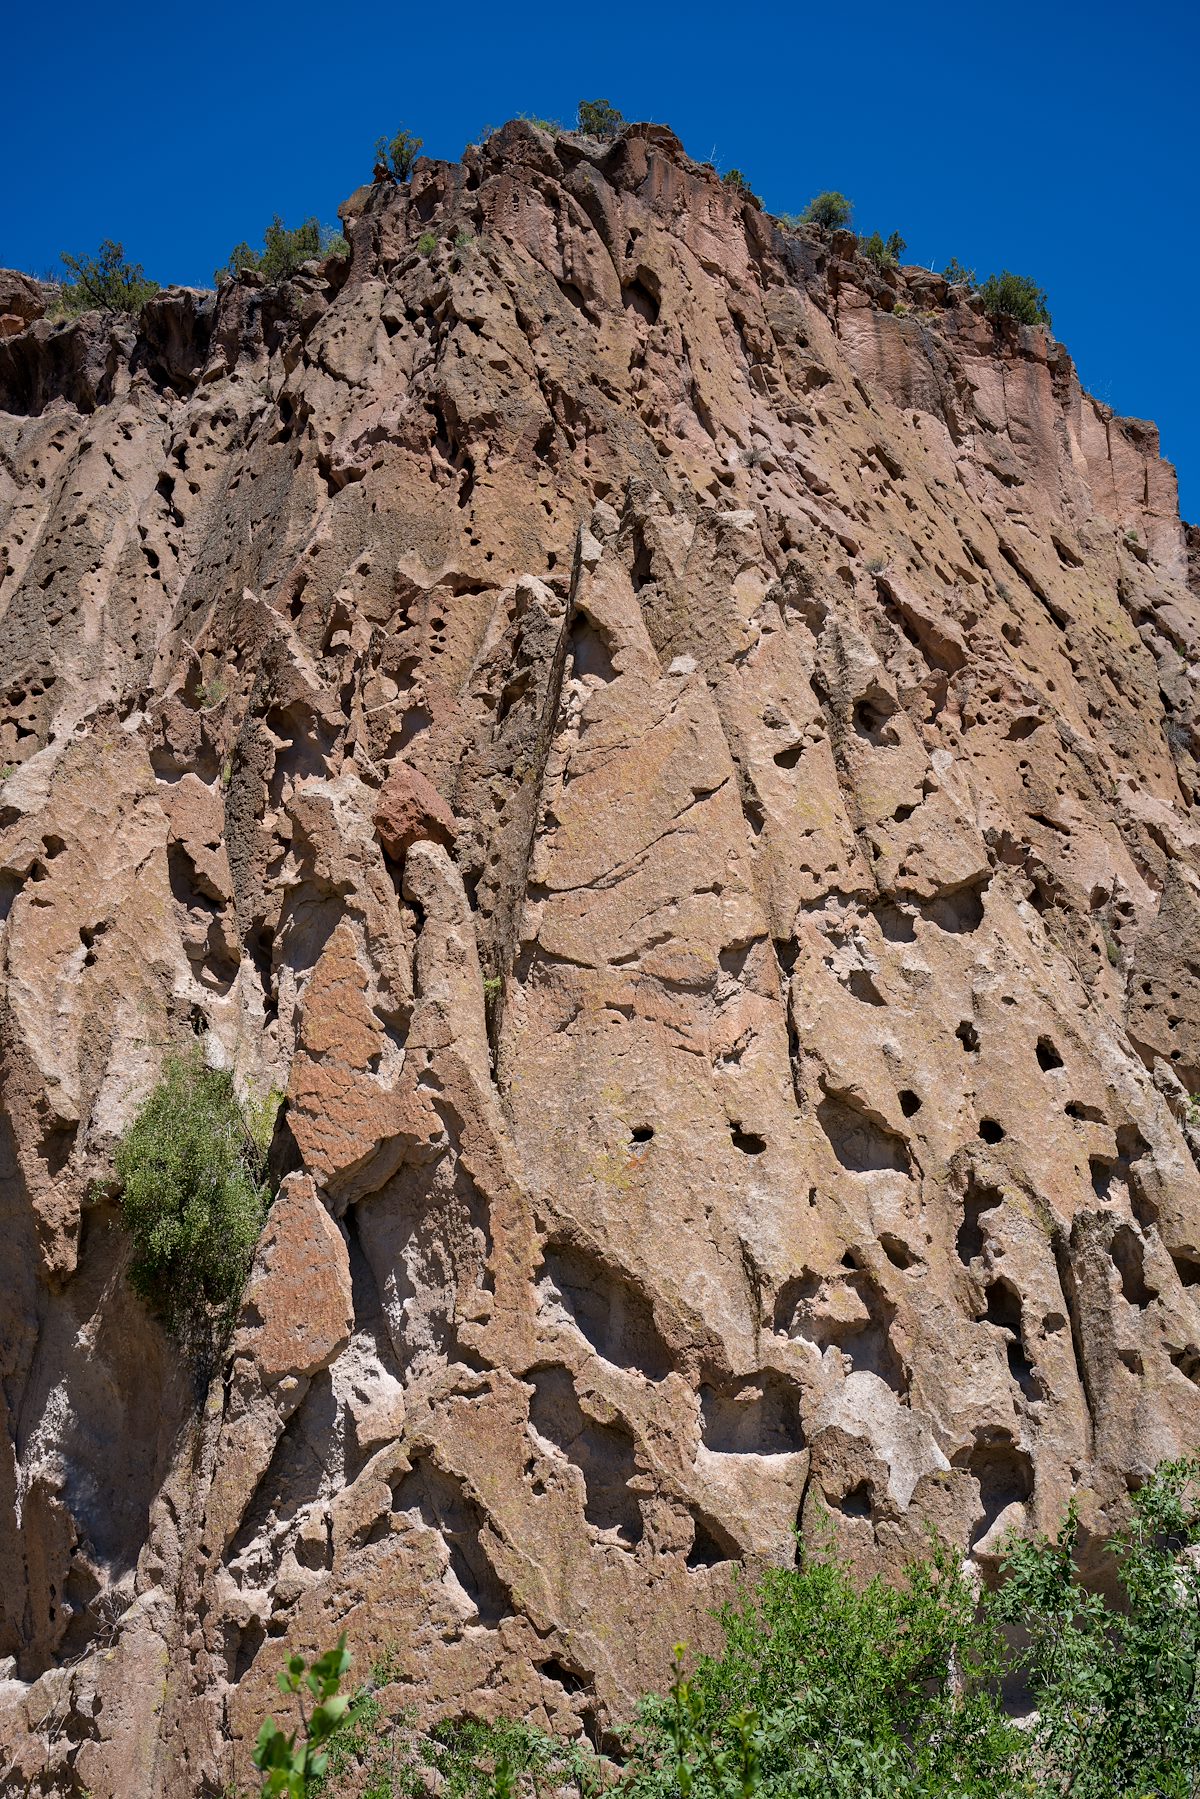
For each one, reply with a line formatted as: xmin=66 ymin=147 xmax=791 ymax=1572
xmin=1 ymin=116 xmax=1199 ymax=1794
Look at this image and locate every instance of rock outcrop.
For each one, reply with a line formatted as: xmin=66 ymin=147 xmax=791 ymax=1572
xmin=1 ymin=118 xmax=1198 ymax=1795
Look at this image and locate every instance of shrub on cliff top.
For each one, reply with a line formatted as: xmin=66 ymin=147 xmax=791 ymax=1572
xmin=215 ymin=217 xmax=347 ymax=288
xmin=800 ymin=190 xmax=853 ymax=230
xmin=52 ymin=241 xmax=159 ymax=318
xmin=979 ymin=268 xmax=1052 ymax=327
xmin=722 ymin=169 xmax=762 ymax=208
xmin=375 ymin=125 xmax=423 ymax=182
xmin=860 ymin=229 xmax=907 ymax=270
xmin=577 ymin=98 xmax=624 ymax=139
xmin=114 ymin=1050 xmax=273 ymax=1354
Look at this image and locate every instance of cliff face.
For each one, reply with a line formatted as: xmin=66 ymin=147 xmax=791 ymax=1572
xmin=1 ymin=119 xmax=1199 ymax=1795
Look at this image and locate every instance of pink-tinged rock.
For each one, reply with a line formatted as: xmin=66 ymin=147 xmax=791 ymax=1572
xmin=235 ymin=1173 xmax=352 ymax=1386
xmin=372 ymin=763 xmax=457 ymax=858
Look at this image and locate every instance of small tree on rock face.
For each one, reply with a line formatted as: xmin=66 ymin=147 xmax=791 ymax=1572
xmin=801 ymin=190 xmax=853 ymax=230
xmin=375 ymin=126 xmax=423 ymax=182
xmin=978 ymin=269 xmax=1051 ymax=327
xmin=113 ymin=1050 xmax=274 ymax=1363
xmin=54 ymin=241 xmax=159 ymax=317
xmin=577 ymin=98 xmax=623 ymax=140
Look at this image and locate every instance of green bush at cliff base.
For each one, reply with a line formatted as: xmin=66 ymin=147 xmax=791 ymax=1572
xmin=51 ymin=240 xmax=159 ymax=318
xmin=979 ymin=268 xmax=1052 ymax=327
xmin=285 ymin=1458 xmax=1200 ymax=1798
xmin=216 ymin=217 xmax=348 ymax=288
xmin=115 ymin=1051 xmax=274 ymax=1352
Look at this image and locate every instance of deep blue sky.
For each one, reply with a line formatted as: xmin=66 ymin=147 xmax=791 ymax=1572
xmin=5 ymin=0 xmax=1197 ymax=519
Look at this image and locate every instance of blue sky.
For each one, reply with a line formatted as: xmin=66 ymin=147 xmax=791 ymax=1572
xmin=5 ymin=0 xmax=1197 ymax=519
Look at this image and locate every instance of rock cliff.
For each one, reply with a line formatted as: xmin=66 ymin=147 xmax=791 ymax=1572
xmin=1 ymin=118 xmax=1199 ymax=1795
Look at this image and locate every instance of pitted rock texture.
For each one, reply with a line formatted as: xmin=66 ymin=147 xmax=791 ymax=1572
xmin=1 ymin=118 xmax=1199 ymax=1795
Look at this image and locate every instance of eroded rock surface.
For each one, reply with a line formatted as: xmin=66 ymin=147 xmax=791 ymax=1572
xmin=1 ymin=118 xmax=1199 ymax=1794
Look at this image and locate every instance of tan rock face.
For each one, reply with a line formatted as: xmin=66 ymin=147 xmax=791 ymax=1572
xmin=1 ymin=118 xmax=1199 ymax=1794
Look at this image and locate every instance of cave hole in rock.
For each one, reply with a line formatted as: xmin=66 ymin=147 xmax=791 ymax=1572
xmin=537 ymin=1241 xmax=672 ymax=1381
xmin=873 ymin=902 xmax=917 ymax=942
xmin=1171 ymin=1249 xmax=1200 ymax=1289
xmin=966 ymin=1438 xmax=1034 ymax=1547
xmin=835 ymin=1479 xmax=874 ymax=1520
xmin=957 ymin=1176 xmax=1003 ymax=1265
xmin=773 ymin=741 xmax=804 ymax=770
xmin=852 ymin=692 xmax=900 ymax=746
xmin=778 ymin=1266 xmax=909 ymax=1395
xmin=880 ymin=1232 xmax=919 ymax=1270
xmin=927 ymin=877 xmax=989 ymax=934
xmin=817 ymin=1091 xmax=911 ymax=1175
xmin=528 ymin=1366 xmax=644 ymax=1546
xmin=979 ymin=1119 xmax=1005 ymax=1144
xmin=390 ymin=1459 xmax=512 ymax=1627
xmin=847 ymin=968 xmax=886 ymax=1006
xmin=687 ymin=1509 xmax=742 ymax=1569
xmin=898 ymin=1089 xmax=922 ymax=1117
xmin=539 ymin=1656 xmax=591 ymax=1695
xmin=956 ymin=1020 xmax=980 ymax=1052
xmin=1171 ymin=1346 xmax=1200 ymax=1385
xmin=1111 ymin=1224 xmax=1156 ymax=1308
xmin=730 ymin=1124 xmax=767 ymax=1156
xmin=1036 ymin=1037 xmax=1064 ymax=1072
xmin=630 ymin=1124 xmax=654 ymax=1145
xmin=699 ymin=1370 xmax=806 ymax=1455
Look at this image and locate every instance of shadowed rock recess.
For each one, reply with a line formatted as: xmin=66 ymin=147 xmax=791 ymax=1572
xmin=1 ymin=118 xmax=1199 ymax=1794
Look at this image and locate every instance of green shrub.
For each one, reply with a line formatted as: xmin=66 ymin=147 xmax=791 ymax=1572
xmin=518 ymin=113 xmax=562 ymax=136
xmin=860 ymin=229 xmax=906 ymax=270
xmin=375 ymin=126 xmax=423 ymax=182
xmin=722 ymin=170 xmax=762 ymax=208
xmin=215 ymin=217 xmax=346 ymax=288
xmin=978 ymin=269 xmax=1051 ymax=327
xmin=577 ymin=98 xmax=624 ymax=140
xmin=114 ymin=1051 xmax=273 ymax=1353
xmin=800 ymin=190 xmax=853 ymax=230
xmin=255 ymin=1637 xmax=359 ymax=1798
xmin=997 ymin=1457 xmax=1200 ymax=1797
xmin=52 ymin=241 xmax=159 ymax=318
xmin=266 ymin=1460 xmax=1200 ymax=1797
xmin=417 ymin=232 xmax=438 ymax=257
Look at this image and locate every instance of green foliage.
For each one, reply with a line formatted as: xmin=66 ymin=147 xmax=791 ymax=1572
xmin=114 ymin=1051 xmax=271 ymax=1353
xmin=52 ymin=241 xmax=159 ymax=317
xmin=622 ymin=1537 xmax=1019 ymax=1798
xmin=942 ymin=256 xmax=977 ymax=289
xmin=997 ymin=1457 xmax=1200 ymax=1795
xmin=800 ymin=190 xmax=853 ymax=230
xmin=254 ymin=1638 xmax=359 ymax=1798
xmin=216 ymin=217 xmax=345 ymax=288
xmin=577 ymin=98 xmax=624 ymax=140
xmin=860 ymin=229 xmax=906 ymax=270
xmin=257 ymin=1463 xmax=1200 ymax=1796
xmin=417 ymin=232 xmax=439 ymax=258
xmin=517 ymin=114 xmax=562 ymax=136
xmin=722 ymin=170 xmax=762 ymax=208
xmin=978 ymin=268 xmax=1052 ymax=327
xmin=375 ymin=127 xmax=423 ymax=182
